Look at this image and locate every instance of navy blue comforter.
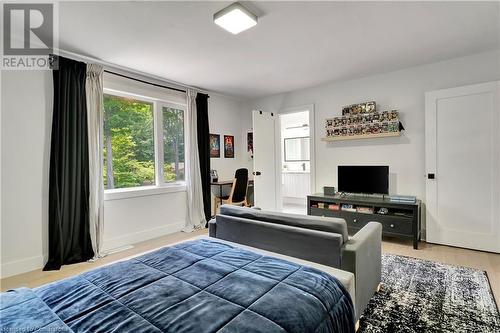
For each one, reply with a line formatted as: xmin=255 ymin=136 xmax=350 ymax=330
xmin=0 ymin=239 xmax=354 ymax=333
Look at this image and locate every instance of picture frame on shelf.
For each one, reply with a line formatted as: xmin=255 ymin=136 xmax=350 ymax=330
xmin=341 ymin=101 xmax=376 ymax=116
xmin=210 ymin=169 xmax=219 ymax=183
xmin=323 ymin=101 xmax=403 ymax=141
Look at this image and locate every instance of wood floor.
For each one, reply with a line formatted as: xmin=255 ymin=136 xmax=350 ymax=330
xmin=0 ymin=229 xmax=207 ymax=292
xmin=1 ymin=230 xmax=499 ymax=307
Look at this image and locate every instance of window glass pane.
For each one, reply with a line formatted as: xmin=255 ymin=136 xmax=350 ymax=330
xmin=163 ymin=106 xmax=185 ymax=182
xmin=103 ymin=94 xmax=155 ymax=189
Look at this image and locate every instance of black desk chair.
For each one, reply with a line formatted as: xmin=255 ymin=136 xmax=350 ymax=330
xmin=215 ymin=168 xmax=249 ymax=213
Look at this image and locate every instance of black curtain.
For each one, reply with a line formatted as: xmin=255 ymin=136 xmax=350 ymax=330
xmin=196 ymin=93 xmax=211 ymax=223
xmin=44 ymin=56 xmax=94 ymax=271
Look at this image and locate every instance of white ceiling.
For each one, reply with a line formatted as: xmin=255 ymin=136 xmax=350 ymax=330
xmin=58 ymin=1 xmax=500 ymax=99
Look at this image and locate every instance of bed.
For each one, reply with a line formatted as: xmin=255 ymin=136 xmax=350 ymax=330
xmin=0 ymin=238 xmax=355 ymax=333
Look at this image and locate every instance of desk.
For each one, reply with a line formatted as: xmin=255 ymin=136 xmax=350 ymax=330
xmin=210 ymin=179 xmax=254 ymax=215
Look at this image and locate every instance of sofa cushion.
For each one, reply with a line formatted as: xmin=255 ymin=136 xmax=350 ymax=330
xmin=219 ymin=205 xmax=349 ymax=243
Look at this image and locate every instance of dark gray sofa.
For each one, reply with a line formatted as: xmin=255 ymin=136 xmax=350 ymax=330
xmin=208 ymin=205 xmax=382 ymax=319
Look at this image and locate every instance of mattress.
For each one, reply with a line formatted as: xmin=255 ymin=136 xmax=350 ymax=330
xmin=197 ymin=236 xmax=356 ymax=306
xmin=0 ymin=238 xmax=355 ymax=333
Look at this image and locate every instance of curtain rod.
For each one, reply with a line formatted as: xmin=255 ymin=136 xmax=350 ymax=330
xmin=104 ymin=70 xmax=187 ymax=94
xmin=50 ymin=52 xmax=210 ymax=97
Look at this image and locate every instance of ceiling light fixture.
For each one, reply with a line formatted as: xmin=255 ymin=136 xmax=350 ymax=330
xmin=213 ymin=2 xmax=258 ymax=35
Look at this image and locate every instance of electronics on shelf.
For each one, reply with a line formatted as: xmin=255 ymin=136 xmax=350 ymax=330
xmin=338 ymin=165 xmax=389 ymax=195
xmin=389 ymin=195 xmax=417 ymax=203
xmin=377 ymin=207 xmax=389 ymax=215
xmin=323 ymin=186 xmax=336 ymax=196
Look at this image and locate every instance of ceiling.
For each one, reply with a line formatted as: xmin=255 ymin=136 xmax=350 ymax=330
xmin=57 ymin=1 xmax=500 ymax=99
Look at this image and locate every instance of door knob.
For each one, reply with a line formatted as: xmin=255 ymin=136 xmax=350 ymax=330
xmin=253 ymin=171 xmax=262 ymax=176
xmin=427 ymin=173 xmax=435 ymax=179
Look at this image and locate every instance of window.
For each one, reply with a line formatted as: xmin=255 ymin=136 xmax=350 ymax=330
xmin=103 ymin=91 xmax=186 ymax=192
xmin=103 ymin=94 xmax=155 ymax=189
xmin=163 ymin=106 xmax=185 ymax=182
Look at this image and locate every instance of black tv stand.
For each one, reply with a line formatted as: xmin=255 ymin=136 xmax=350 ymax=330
xmin=307 ymin=193 xmax=421 ymax=249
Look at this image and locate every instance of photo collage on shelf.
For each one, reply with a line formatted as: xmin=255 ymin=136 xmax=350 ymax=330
xmin=325 ymin=101 xmax=399 ymax=138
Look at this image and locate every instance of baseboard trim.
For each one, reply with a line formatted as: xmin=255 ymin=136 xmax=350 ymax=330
xmin=102 ymin=221 xmax=185 ymax=253
xmin=1 ymin=255 xmax=46 ymax=279
xmin=1 ymin=222 xmax=186 ymax=279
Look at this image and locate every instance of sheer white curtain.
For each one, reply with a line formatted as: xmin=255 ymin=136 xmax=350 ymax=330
xmin=184 ymin=89 xmax=207 ymax=232
xmin=86 ymin=63 xmax=105 ymax=258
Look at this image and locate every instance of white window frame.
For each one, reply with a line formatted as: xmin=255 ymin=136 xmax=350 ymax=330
xmin=156 ymin=101 xmax=187 ymax=187
xmin=103 ymin=87 xmax=187 ymax=201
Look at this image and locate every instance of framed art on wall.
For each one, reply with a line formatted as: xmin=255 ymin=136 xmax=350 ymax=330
xmin=246 ymin=130 xmax=253 ymax=160
xmin=209 ymin=134 xmax=220 ymax=158
xmin=247 ymin=131 xmax=253 ymax=154
xmin=224 ymin=135 xmax=235 ymax=158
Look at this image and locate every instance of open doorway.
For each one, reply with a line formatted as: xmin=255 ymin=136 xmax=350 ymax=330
xmin=277 ymin=108 xmax=313 ymax=214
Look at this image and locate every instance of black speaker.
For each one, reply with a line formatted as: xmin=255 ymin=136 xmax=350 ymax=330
xmin=323 ymin=186 xmax=336 ymax=196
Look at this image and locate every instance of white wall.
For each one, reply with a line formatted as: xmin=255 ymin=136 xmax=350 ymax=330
xmin=207 ymin=94 xmax=253 ymax=212
xmin=208 ymin=94 xmax=252 ymax=181
xmin=1 ymin=70 xmax=52 ymax=278
xmin=0 ymin=70 xmax=243 ymax=277
xmin=102 ymin=190 xmax=186 ymax=252
xmin=243 ymin=50 xmax=500 ymax=233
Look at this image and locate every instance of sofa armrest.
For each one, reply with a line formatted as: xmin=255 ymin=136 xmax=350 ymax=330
xmin=208 ymin=218 xmax=217 ymax=237
xmin=341 ymin=222 xmax=382 ymax=319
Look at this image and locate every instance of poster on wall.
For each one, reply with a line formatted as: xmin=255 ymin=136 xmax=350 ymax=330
xmin=224 ymin=135 xmax=235 ymax=158
xmin=247 ymin=131 xmax=253 ymax=157
xmin=209 ymin=134 xmax=220 ymax=158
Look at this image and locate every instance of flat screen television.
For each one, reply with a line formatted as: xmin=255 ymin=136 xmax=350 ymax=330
xmin=338 ymin=165 xmax=389 ymax=194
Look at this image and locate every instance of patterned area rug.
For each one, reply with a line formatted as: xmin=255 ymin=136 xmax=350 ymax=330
xmin=359 ymin=254 xmax=500 ymax=333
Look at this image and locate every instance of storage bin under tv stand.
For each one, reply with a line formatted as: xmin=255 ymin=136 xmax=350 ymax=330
xmin=307 ymin=193 xmax=421 ymax=249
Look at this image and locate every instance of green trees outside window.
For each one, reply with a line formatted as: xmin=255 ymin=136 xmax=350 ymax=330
xmin=103 ymin=94 xmax=185 ymax=190
xmin=163 ymin=107 xmax=185 ymax=182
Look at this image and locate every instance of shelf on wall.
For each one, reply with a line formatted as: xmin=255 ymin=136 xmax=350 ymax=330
xmin=321 ymin=131 xmax=400 ymax=142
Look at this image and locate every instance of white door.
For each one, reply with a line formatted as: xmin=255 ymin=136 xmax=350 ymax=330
xmin=425 ymin=81 xmax=500 ymax=253
xmin=253 ymin=110 xmax=277 ymax=210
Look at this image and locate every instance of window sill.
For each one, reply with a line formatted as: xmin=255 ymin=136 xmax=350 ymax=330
xmin=104 ymin=183 xmax=186 ymax=201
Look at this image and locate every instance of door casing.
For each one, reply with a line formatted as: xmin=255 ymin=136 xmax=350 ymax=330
xmin=276 ymin=105 xmax=316 ymax=212
xmin=425 ymin=81 xmax=500 ymax=253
